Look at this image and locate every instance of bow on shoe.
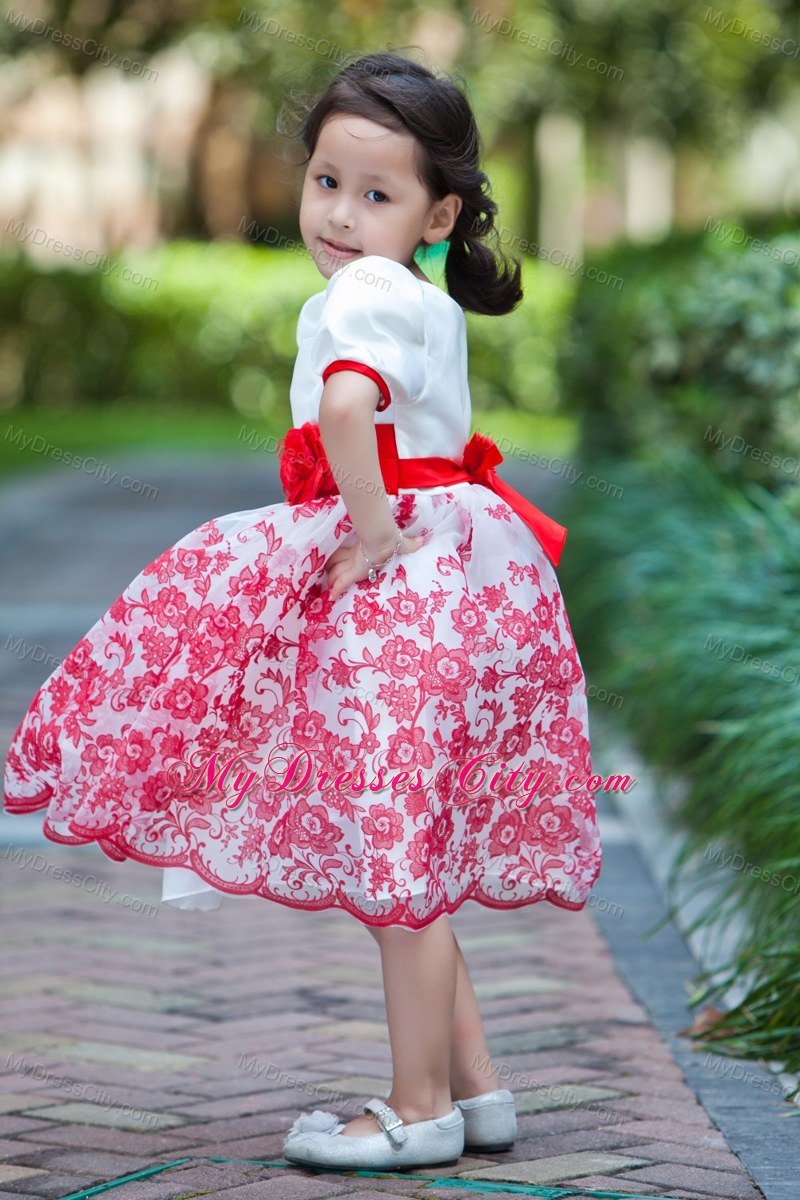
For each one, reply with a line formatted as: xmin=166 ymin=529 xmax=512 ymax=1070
xmin=283 ymin=1108 xmax=345 ymax=1143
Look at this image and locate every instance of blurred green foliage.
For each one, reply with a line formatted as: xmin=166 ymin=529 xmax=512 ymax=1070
xmin=5 ymin=0 xmax=799 ymax=146
xmin=0 ymin=241 xmax=573 ymax=420
xmin=3 ymin=1 xmax=800 ymax=246
xmin=556 ymin=215 xmax=800 ymax=1084
xmin=557 ymin=221 xmax=800 ymax=491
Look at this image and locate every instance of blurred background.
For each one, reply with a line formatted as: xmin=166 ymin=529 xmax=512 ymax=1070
xmin=2 ymin=0 xmax=800 ymax=456
xmin=1 ymin=1 xmax=799 ymax=1095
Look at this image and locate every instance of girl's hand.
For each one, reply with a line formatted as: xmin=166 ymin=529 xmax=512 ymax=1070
xmin=325 ymin=532 xmax=425 ymax=601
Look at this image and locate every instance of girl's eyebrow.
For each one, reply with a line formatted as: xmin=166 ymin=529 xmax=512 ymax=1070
xmin=311 ymin=160 xmax=398 ymax=185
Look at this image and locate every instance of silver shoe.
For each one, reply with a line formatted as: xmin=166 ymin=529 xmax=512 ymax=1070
xmin=453 ymin=1088 xmax=517 ymax=1152
xmin=282 ymin=1096 xmax=464 ymax=1171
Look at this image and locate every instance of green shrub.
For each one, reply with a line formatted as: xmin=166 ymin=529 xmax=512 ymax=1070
xmin=558 ymin=225 xmax=800 ymax=493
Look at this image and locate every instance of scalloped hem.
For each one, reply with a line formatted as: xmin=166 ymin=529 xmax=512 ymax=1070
xmin=0 ymin=793 xmax=600 ymax=931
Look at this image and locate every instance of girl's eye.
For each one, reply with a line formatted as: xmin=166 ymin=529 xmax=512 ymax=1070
xmin=316 ymin=176 xmax=387 ymax=203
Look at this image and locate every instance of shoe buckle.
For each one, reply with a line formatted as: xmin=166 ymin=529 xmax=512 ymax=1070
xmin=363 ymin=1098 xmax=408 ymax=1145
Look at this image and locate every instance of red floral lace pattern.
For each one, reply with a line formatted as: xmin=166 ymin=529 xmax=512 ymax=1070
xmin=2 ymin=486 xmax=602 ymax=930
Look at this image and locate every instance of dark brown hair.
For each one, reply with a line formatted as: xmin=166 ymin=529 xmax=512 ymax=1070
xmin=284 ymin=51 xmax=523 ymax=316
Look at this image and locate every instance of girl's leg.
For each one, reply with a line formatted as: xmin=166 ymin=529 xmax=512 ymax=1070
xmin=340 ymin=913 xmax=457 ymax=1137
xmin=447 ymin=929 xmax=504 ymax=1098
xmin=364 ymin=919 xmax=502 ymax=1101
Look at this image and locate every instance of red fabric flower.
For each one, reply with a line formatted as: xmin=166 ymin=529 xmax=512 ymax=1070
xmin=278 ymin=422 xmax=338 ymax=504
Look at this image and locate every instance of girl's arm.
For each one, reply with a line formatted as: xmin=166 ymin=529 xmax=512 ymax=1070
xmin=318 ymin=372 xmax=401 ymax=561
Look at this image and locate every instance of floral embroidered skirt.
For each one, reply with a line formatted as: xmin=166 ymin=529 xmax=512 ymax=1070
xmin=2 ymin=482 xmax=602 ymax=930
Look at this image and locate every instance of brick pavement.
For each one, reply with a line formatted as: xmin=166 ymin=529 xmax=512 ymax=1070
xmin=0 ymin=839 xmax=770 ymax=1199
xmin=0 ymin=453 xmax=788 ymax=1199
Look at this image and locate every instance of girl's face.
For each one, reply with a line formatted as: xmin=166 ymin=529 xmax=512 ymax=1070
xmin=299 ymin=113 xmax=461 ymax=280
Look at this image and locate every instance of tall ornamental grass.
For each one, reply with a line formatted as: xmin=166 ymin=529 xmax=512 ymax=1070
xmin=558 ymin=446 xmax=800 ymax=1096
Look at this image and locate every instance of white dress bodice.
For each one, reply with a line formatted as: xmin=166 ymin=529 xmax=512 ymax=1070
xmin=288 ymin=254 xmax=472 ymax=465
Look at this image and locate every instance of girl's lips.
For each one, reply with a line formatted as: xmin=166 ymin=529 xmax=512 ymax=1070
xmin=321 ymin=238 xmax=359 ymax=258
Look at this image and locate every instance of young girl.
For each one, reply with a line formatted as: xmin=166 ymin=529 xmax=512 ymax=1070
xmin=2 ymin=52 xmax=602 ymax=1172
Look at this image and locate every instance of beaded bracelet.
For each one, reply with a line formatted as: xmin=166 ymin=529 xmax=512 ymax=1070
xmin=360 ymin=531 xmax=403 ymax=583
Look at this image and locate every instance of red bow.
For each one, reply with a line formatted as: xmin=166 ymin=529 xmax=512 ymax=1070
xmin=459 ymin=432 xmax=567 ymax=568
xmin=462 ymin=430 xmax=504 ymax=481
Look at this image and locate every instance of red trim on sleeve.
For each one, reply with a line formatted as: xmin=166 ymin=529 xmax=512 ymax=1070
xmin=322 ymin=359 xmax=392 ymax=411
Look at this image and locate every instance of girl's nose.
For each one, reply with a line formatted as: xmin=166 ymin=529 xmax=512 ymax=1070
xmin=330 ymin=194 xmax=355 ymax=228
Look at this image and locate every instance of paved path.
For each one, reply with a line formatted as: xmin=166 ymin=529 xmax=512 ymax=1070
xmin=0 ymin=451 xmax=793 ymax=1200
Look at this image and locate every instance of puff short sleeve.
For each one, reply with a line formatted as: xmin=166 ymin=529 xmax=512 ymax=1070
xmin=309 ymin=255 xmax=426 ymax=411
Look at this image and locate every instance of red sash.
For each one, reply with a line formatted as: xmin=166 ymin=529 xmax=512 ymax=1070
xmin=278 ymin=421 xmax=567 ymax=568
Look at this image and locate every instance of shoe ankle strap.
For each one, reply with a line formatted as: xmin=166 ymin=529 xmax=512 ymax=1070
xmin=363 ymin=1098 xmax=408 ymax=1146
